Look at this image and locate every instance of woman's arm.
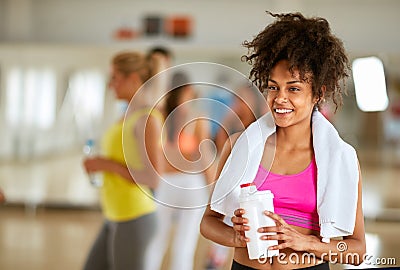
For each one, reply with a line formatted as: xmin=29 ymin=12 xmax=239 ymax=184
xmin=83 ymin=156 xmax=132 ymax=181
xmin=195 ymin=119 xmax=217 ymax=185
xmin=0 ymin=188 xmax=5 ymax=204
xmin=214 ymin=114 xmax=235 ymax=154
xmin=200 ymin=132 xmax=247 ymax=247
xmin=130 ymin=113 xmax=164 ymax=189
xmin=83 ymin=113 xmax=163 ymax=189
xmin=259 ymin=166 xmax=366 ymax=265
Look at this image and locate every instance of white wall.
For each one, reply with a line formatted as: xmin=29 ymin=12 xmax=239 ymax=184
xmin=1 ymin=0 xmax=400 ymax=76
xmin=2 ymin=0 xmax=33 ymax=41
xmin=0 ymin=0 xmax=399 ymax=54
xmin=0 ymin=1 xmax=4 ymax=40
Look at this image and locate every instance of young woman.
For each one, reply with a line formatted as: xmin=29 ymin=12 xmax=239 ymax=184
xmin=145 ymin=71 xmax=214 ymax=270
xmin=82 ymin=51 xmax=164 ymax=270
xmin=200 ymin=12 xmax=366 ymax=270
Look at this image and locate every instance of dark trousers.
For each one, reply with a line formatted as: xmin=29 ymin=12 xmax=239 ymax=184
xmin=83 ymin=213 xmax=156 ymax=270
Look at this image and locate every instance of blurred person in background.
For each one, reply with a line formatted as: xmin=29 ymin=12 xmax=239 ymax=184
xmin=82 ymin=51 xmax=164 ymax=270
xmin=0 ymin=188 xmax=5 ymax=204
xmin=145 ymin=71 xmax=215 ymax=270
xmin=207 ymin=84 xmax=267 ymax=269
xmin=214 ymin=84 xmax=267 ymax=154
xmin=201 ymin=11 xmax=365 ymax=269
xmin=147 ymin=46 xmax=173 ymax=114
xmin=147 ymin=46 xmax=173 ymax=71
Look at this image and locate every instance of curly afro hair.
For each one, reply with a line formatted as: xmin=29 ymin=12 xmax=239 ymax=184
xmin=242 ymin=11 xmax=350 ymax=112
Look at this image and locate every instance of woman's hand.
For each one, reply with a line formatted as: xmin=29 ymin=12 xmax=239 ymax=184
xmin=231 ymin=208 xmax=250 ymax=247
xmin=258 ymin=211 xmax=317 ymax=251
xmin=0 ymin=188 xmax=5 ymax=204
xmin=83 ymin=156 xmax=107 ymax=174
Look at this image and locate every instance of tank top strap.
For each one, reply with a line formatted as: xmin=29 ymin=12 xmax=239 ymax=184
xmin=125 ymin=107 xmax=164 ymax=126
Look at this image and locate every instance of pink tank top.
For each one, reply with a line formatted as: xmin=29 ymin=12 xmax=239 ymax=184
xmin=253 ymin=158 xmax=320 ymax=231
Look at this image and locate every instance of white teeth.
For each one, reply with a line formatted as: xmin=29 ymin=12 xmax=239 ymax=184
xmin=275 ymin=108 xmax=293 ymax=114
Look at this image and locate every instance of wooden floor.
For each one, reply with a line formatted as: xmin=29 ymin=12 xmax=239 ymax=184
xmin=0 ymin=205 xmax=399 ymax=270
xmin=0 ymin=148 xmax=399 ymax=269
xmin=0 ymin=206 xmax=225 ymax=270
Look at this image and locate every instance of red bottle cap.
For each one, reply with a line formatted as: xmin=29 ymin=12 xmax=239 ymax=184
xmin=240 ymin=183 xmax=255 ymax=188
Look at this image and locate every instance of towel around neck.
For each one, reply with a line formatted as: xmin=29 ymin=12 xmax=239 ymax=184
xmin=210 ymin=111 xmax=359 ymax=242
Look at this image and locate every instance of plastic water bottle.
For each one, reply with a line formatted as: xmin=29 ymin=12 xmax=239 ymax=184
xmin=83 ymin=139 xmax=103 ymax=188
xmin=239 ymin=183 xmax=279 ymax=260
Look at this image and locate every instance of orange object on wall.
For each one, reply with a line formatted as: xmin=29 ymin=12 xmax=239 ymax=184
xmin=113 ymin=27 xmax=137 ymax=40
xmin=165 ymin=15 xmax=193 ymax=37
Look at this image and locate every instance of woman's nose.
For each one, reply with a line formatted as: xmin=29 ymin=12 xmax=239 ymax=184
xmin=274 ymin=90 xmax=288 ymax=103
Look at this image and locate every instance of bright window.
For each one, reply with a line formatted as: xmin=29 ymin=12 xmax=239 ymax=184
xmin=352 ymin=56 xmax=389 ymax=112
xmin=68 ymin=70 xmax=106 ymax=137
xmin=6 ymin=67 xmax=56 ymax=129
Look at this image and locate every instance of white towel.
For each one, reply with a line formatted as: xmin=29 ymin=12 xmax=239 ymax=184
xmin=210 ymin=111 xmax=359 ymax=242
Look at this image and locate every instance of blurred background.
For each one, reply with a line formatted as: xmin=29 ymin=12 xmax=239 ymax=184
xmin=0 ymin=0 xmax=399 ymax=269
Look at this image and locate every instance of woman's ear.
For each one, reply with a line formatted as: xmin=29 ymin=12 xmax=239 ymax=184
xmin=128 ymin=72 xmax=140 ymax=83
xmin=128 ymin=72 xmax=143 ymax=90
xmin=315 ymin=85 xmax=326 ymax=104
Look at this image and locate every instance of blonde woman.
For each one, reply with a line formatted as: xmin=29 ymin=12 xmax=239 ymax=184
xmin=83 ymin=51 xmax=163 ymax=270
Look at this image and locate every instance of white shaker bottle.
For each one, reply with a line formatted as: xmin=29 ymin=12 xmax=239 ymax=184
xmin=239 ymin=183 xmax=279 ymax=260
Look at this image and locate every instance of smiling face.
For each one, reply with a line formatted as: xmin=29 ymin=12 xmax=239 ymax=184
xmin=266 ymin=60 xmax=319 ymax=128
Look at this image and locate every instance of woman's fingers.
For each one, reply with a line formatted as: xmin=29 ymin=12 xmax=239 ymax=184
xmin=233 ymin=233 xmax=249 ymax=247
xmin=260 ymin=233 xmax=288 ymax=241
xmin=233 ymin=224 xmax=250 ymax=232
xmin=231 ymin=208 xmax=250 ymax=247
xmin=257 ymin=211 xmax=289 ymax=234
xmin=264 ymin=211 xmax=289 ymax=226
xmin=257 ymin=225 xmax=285 ymax=233
xmin=233 ymin=208 xmax=245 ymax=217
xmin=231 ymin=209 xmax=248 ymax=232
xmin=239 ymin=235 xmax=249 ymax=243
xmin=231 ymin=215 xmax=248 ymax=225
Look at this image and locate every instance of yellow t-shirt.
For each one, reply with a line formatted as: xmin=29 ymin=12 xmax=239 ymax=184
xmin=100 ymin=108 xmax=163 ymax=221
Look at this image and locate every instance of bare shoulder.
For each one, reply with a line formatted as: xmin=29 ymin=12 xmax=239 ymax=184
xmin=221 ymin=131 xmax=243 ymax=153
